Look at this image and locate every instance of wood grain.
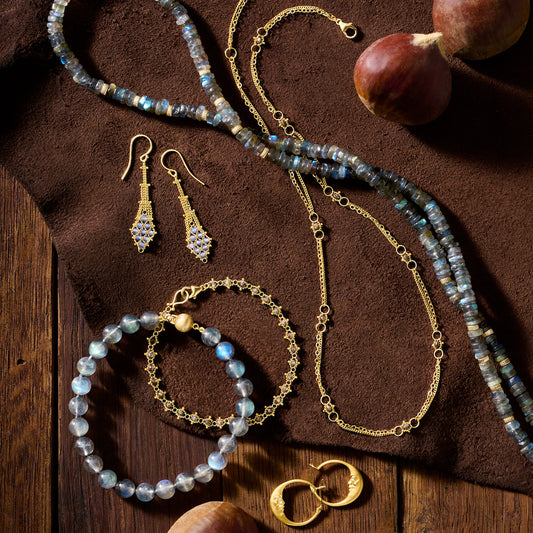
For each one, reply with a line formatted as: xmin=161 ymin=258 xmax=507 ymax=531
xmin=1 ymin=170 xmax=532 ymax=532
xmin=0 ymin=169 xmax=54 ymax=532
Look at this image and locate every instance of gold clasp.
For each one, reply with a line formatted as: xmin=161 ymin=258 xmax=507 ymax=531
xmin=338 ymin=21 xmax=358 ymax=39
xmin=170 ymin=285 xmax=203 ymax=307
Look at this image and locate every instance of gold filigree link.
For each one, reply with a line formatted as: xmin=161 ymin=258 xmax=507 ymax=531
xmin=144 ymin=278 xmax=301 ymax=429
xmin=226 ymin=2 xmax=444 ymax=436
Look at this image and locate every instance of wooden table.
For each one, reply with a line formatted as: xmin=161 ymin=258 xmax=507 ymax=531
xmin=2 ymin=170 xmax=531 ymax=532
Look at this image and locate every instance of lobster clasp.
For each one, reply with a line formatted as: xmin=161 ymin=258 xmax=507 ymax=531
xmin=338 ymin=21 xmax=358 ymax=39
xmin=170 ymin=285 xmax=202 ymax=306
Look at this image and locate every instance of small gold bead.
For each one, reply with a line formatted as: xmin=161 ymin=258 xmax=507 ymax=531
xmin=133 ymin=95 xmax=141 ymax=107
xmin=259 ymin=147 xmax=270 ymax=159
xmin=198 ymin=67 xmax=211 ymax=76
xmin=439 ymin=277 xmax=452 ymax=284
xmin=166 ymin=105 xmax=174 ymax=117
xmin=477 ymin=356 xmax=490 ymax=364
xmin=174 ymin=313 xmax=194 ymax=333
xmin=214 ymin=97 xmax=225 ymax=107
xmin=467 ymin=325 xmax=480 ymax=331
xmin=230 ymin=124 xmax=243 ymax=135
xmin=483 ymin=329 xmax=494 ymax=337
xmin=201 ymin=109 xmax=209 ymax=121
xmin=99 ymin=83 xmax=109 ymax=95
xmin=499 ymin=358 xmax=511 ymax=367
xmin=503 ymin=416 xmax=515 ymax=424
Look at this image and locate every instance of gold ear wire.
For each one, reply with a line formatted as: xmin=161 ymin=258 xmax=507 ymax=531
xmin=160 ymin=149 xmax=206 ymax=186
xmin=121 ymin=134 xmax=154 ymax=181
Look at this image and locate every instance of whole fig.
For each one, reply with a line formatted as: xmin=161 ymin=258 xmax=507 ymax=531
xmin=433 ymin=0 xmax=530 ymax=59
xmin=354 ymin=32 xmax=452 ymax=125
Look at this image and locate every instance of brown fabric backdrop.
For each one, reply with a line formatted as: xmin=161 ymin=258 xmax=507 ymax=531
xmin=1 ymin=0 xmax=532 ymax=495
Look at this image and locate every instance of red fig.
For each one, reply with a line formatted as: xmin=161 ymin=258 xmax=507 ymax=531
xmin=354 ymin=32 xmax=452 ymax=125
xmin=433 ymin=0 xmax=530 ymax=59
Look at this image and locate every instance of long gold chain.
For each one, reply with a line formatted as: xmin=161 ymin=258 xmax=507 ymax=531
xmin=226 ymin=2 xmax=444 ymax=437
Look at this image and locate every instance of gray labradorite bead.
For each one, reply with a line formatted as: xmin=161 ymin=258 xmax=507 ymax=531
xmin=193 ymin=464 xmax=214 ymax=483
xmin=226 ymin=359 xmax=245 ymax=379
xmin=77 ymin=357 xmax=96 ymax=376
xmin=207 ymin=451 xmax=227 ymax=471
xmin=68 ymin=396 xmax=88 ymax=416
xmin=201 ymin=327 xmax=221 ymax=347
xmin=174 ymin=473 xmax=195 ymax=492
xmin=155 ymin=479 xmax=175 ymax=499
xmin=69 ymin=417 xmax=89 ymax=437
xmin=74 ymin=437 xmax=94 ymax=456
xmin=83 ymin=455 xmax=103 ymax=474
xmin=218 ymin=434 xmax=238 ymax=454
xmin=89 ymin=340 xmax=108 ymax=359
xmin=234 ymin=378 xmax=253 ymax=397
xmin=115 ymin=479 xmax=136 ymax=499
xmin=98 ymin=469 xmax=118 ymax=489
xmin=71 ymin=375 xmax=91 ymax=395
xmin=235 ymin=398 xmax=255 ymax=418
xmin=135 ymin=482 xmax=155 ymax=502
xmin=120 ymin=314 xmax=140 ymax=334
xmin=103 ymin=324 xmax=122 ymax=344
xmin=140 ymin=312 xmax=160 ymax=330
xmin=229 ymin=417 xmax=249 ymax=437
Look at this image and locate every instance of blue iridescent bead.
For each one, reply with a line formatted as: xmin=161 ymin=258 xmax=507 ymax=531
xmin=120 ymin=314 xmax=140 ymax=334
xmin=103 ymin=324 xmax=122 ymax=344
xmin=72 ymin=375 xmax=91 ymax=395
xmin=98 ymin=470 xmax=118 ymax=489
xmin=136 ymin=483 xmax=155 ymax=502
xmin=208 ymin=451 xmax=227 ymax=471
xmin=226 ymin=359 xmax=245 ymax=378
xmin=236 ymin=398 xmax=255 ymax=417
xmin=115 ymin=479 xmax=135 ymax=498
xmin=77 ymin=357 xmax=96 ymax=376
xmin=155 ymin=479 xmax=175 ymax=499
xmin=89 ymin=340 xmax=108 ymax=359
xmin=216 ymin=341 xmax=234 ymax=361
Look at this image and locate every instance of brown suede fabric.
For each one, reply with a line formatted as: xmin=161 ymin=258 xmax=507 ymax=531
xmin=1 ymin=0 xmax=532 ymax=495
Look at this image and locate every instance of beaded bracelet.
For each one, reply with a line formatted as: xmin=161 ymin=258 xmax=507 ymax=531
xmin=145 ymin=278 xmax=300 ymax=429
xmin=69 ymin=311 xmax=253 ymax=502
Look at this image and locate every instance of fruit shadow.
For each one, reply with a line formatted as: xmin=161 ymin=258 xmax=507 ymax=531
xmin=408 ymin=65 xmax=532 ymax=166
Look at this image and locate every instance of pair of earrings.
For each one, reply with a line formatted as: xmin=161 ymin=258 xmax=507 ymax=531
xmin=120 ymin=134 xmax=212 ymax=262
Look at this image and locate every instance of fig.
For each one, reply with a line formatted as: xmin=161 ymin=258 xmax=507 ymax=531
xmin=354 ymin=32 xmax=452 ymax=125
xmin=433 ymin=0 xmax=530 ymax=59
xmin=168 ymin=501 xmax=259 ymax=533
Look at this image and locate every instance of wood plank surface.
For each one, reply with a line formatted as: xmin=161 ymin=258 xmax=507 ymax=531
xmin=1 ymin=169 xmax=532 ymax=532
xmin=0 ymin=170 xmax=54 ymax=532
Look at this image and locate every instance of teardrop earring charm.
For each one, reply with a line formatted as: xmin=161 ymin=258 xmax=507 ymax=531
xmin=121 ymin=134 xmax=157 ymax=253
xmin=161 ymin=149 xmax=212 ymax=263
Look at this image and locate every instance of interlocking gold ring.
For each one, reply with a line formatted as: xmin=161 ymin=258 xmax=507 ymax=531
xmin=270 ymin=479 xmax=323 ymax=527
xmin=310 ymin=460 xmax=363 ymax=507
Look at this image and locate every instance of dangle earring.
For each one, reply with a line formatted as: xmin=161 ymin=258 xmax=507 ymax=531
xmin=161 ymin=149 xmax=212 ymax=263
xmin=120 ymin=134 xmax=157 ymax=253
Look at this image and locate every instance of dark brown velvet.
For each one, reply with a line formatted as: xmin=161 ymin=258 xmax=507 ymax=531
xmin=1 ymin=0 xmax=532 ymax=495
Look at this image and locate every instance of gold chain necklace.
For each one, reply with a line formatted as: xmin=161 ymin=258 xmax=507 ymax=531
xmin=226 ymin=2 xmax=444 ymax=437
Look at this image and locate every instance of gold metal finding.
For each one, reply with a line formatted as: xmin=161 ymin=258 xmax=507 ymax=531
xmin=309 ymin=460 xmax=363 ymax=507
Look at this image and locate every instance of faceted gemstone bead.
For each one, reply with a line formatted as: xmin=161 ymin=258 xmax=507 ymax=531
xmin=83 ymin=455 xmax=103 ymax=474
xmin=218 ymin=435 xmax=238 ymax=454
xmin=193 ymin=463 xmax=214 ymax=483
xmin=72 ymin=375 xmax=91 ymax=395
xmin=155 ymin=479 xmax=176 ymax=499
xmin=69 ymin=396 xmax=88 ymax=416
xmin=77 ymin=357 xmax=96 ymax=376
xmin=115 ymin=479 xmax=136 ymax=498
xmin=229 ymin=417 xmax=249 ymax=437
xmin=226 ymin=359 xmax=245 ymax=378
xmin=69 ymin=417 xmax=89 ymax=437
xmin=216 ymin=341 xmax=235 ymax=361
xmin=89 ymin=340 xmax=108 ymax=359
xmin=140 ymin=312 xmax=160 ymax=330
xmin=136 ymin=483 xmax=155 ymax=502
xmin=234 ymin=378 xmax=253 ymax=397
xmin=201 ymin=327 xmax=221 ymax=347
xmin=103 ymin=324 xmax=122 ymax=344
xmin=236 ymin=398 xmax=255 ymax=418
xmin=98 ymin=470 xmax=118 ymax=489
xmin=74 ymin=437 xmax=94 ymax=456
xmin=207 ymin=451 xmax=227 ymax=471
xmin=174 ymin=473 xmax=195 ymax=492
xmin=120 ymin=314 xmax=140 ymax=334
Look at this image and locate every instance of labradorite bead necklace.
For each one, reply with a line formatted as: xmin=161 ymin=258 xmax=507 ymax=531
xmin=48 ymin=0 xmax=533 ymax=463
xmin=69 ymin=309 xmax=253 ymax=501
